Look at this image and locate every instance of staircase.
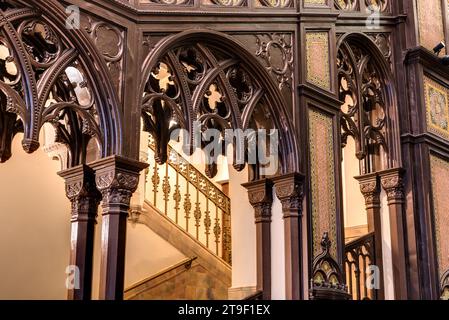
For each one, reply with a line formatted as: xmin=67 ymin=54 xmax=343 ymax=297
xmin=125 ymin=202 xmax=231 ymax=300
xmin=123 ymin=135 xmax=232 ymax=299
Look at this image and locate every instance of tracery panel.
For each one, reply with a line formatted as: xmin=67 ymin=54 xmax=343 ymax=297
xmin=0 ymin=1 xmax=117 ymax=167
xmin=337 ymin=39 xmax=388 ymax=174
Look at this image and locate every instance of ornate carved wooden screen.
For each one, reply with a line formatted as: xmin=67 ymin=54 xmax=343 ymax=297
xmin=337 ymin=36 xmax=389 ymax=174
xmin=139 ymin=30 xmax=299 ymax=180
xmin=0 ymin=0 xmax=122 ymax=168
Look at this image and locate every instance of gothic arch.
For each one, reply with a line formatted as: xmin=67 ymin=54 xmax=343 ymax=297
xmin=337 ymin=32 xmax=401 ymax=173
xmin=139 ymin=29 xmax=300 ymax=179
xmin=0 ymin=0 xmax=123 ymax=168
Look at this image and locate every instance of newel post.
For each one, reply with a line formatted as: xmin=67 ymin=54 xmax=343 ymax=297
xmin=380 ymin=168 xmax=408 ymax=300
xmin=91 ymin=156 xmax=148 ymax=300
xmin=242 ymin=179 xmax=273 ymax=300
xmin=273 ymin=173 xmax=305 ymax=300
xmin=59 ymin=165 xmax=101 ymax=300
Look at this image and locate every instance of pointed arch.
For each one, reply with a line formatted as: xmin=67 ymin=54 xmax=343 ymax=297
xmin=337 ymin=32 xmax=401 ymax=173
xmin=139 ymin=29 xmax=300 ymax=178
xmin=0 ymin=0 xmax=123 ymax=167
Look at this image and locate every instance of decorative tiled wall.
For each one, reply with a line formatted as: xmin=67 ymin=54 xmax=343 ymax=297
xmin=430 ymin=154 xmax=449 ymax=277
xmin=417 ymin=0 xmax=445 ymax=51
xmin=306 ymin=32 xmax=331 ymax=91
xmin=308 ymin=108 xmax=337 ymax=258
xmin=424 ymin=77 xmax=449 ymax=140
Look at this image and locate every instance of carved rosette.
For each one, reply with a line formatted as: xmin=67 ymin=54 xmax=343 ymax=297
xmin=358 ymin=178 xmax=380 ymax=209
xmin=244 ymin=180 xmax=273 ymax=224
xmin=380 ymin=170 xmax=405 ymax=204
xmin=274 ymin=173 xmax=305 ymax=217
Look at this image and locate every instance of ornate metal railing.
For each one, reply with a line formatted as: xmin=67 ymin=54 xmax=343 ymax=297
xmin=344 ymin=232 xmax=377 ymax=300
xmin=146 ymin=136 xmax=232 ymax=265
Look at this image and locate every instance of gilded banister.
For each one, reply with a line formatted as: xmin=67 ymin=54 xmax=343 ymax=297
xmin=147 ymin=135 xmax=232 ymax=264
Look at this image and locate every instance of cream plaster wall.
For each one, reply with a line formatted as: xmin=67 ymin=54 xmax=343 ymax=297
xmin=342 ymin=138 xmax=367 ymax=229
xmin=0 ymin=135 xmax=189 ymax=300
xmin=0 ymin=134 xmax=71 ymax=299
xmin=229 ymin=166 xmax=256 ymax=290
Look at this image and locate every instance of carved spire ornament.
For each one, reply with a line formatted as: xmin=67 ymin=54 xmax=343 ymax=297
xmin=309 ymin=233 xmax=351 ymax=300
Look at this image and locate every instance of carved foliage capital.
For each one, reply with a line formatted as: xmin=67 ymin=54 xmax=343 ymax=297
xmin=59 ymin=165 xmax=101 ymax=219
xmin=243 ymin=180 xmax=273 ymax=223
xmin=356 ymin=174 xmax=380 ymax=208
xmin=274 ymin=174 xmax=305 ymax=215
xmin=381 ymin=170 xmax=405 ymax=203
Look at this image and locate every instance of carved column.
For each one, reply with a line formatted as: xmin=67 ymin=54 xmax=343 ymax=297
xmin=242 ymin=179 xmax=273 ymax=300
xmin=58 ymin=165 xmax=101 ymax=300
xmin=380 ymin=168 xmax=408 ymax=300
xmin=273 ymin=173 xmax=304 ymax=300
xmin=91 ymin=156 xmax=148 ymax=300
xmin=356 ymin=173 xmax=384 ymax=300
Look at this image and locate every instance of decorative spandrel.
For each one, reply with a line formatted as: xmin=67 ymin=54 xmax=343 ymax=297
xmin=337 ymin=40 xmax=387 ymax=173
xmin=0 ymin=1 xmax=120 ymax=168
xmin=80 ymin=13 xmax=125 ymax=102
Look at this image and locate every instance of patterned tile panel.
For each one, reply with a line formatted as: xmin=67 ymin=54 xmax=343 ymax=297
xmin=430 ymin=155 xmax=449 ymax=277
xmin=424 ymin=77 xmax=449 ymax=140
xmin=308 ymin=108 xmax=337 ymax=258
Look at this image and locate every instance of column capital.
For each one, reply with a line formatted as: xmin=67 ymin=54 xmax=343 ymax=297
xmin=58 ymin=164 xmax=101 ymax=222
xmin=273 ymin=173 xmax=305 ymax=216
xmin=242 ymin=179 xmax=273 ymax=223
xmin=379 ymin=168 xmax=405 ymax=204
xmin=91 ymin=156 xmax=149 ymax=211
xmin=58 ymin=164 xmax=98 ymax=200
xmin=355 ymin=173 xmax=381 ymax=209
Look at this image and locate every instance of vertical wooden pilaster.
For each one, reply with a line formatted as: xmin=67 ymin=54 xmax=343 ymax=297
xmin=274 ymin=173 xmax=305 ymax=300
xmin=92 ymin=156 xmax=148 ymax=300
xmin=356 ymin=173 xmax=385 ymax=300
xmin=380 ymin=168 xmax=408 ymax=300
xmin=59 ymin=165 xmax=101 ymax=300
xmin=242 ymin=179 xmax=273 ymax=300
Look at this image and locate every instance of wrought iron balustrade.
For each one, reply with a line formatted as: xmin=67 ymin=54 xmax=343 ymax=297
xmin=146 ymin=136 xmax=232 ymax=265
xmin=344 ymin=232 xmax=377 ymax=300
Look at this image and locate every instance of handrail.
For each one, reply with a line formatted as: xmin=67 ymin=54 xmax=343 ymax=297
xmin=345 ymin=232 xmax=375 ymax=251
xmin=146 ymin=135 xmax=232 ymax=264
xmin=125 ymin=257 xmax=198 ymax=293
xmin=243 ymin=290 xmax=263 ymax=300
xmin=344 ymin=232 xmax=377 ymax=300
